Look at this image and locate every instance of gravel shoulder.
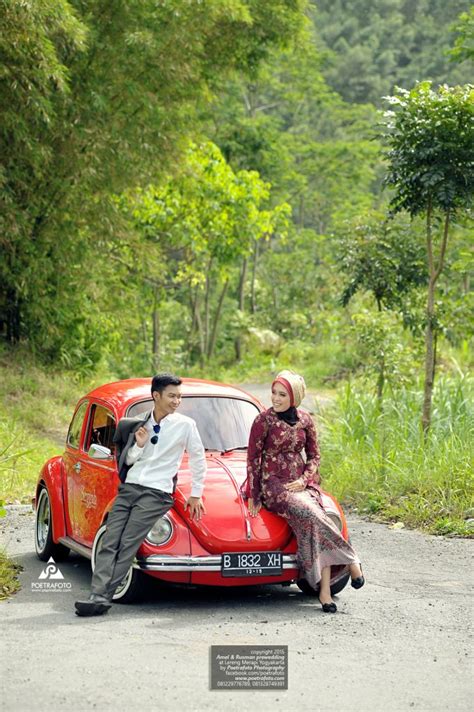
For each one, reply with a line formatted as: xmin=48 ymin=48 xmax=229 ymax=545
xmin=1 ymin=505 xmax=472 ymax=712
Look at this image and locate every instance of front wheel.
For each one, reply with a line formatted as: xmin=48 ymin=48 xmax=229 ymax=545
xmin=297 ymin=569 xmax=350 ymax=597
xmin=35 ymin=487 xmax=70 ymax=562
xmin=91 ymin=524 xmax=145 ymax=604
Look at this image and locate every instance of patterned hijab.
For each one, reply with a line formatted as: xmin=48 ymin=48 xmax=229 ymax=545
xmin=272 ymin=370 xmax=307 ymax=425
xmin=272 ymin=370 xmax=306 ymax=407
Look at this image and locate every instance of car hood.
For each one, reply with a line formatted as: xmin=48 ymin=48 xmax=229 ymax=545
xmin=174 ymin=452 xmax=293 ymax=554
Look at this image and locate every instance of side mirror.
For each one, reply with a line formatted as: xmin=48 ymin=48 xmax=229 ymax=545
xmin=88 ymin=443 xmax=113 ymax=460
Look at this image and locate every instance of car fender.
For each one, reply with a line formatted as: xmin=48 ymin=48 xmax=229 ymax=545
xmin=35 ymin=456 xmax=68 ymax=543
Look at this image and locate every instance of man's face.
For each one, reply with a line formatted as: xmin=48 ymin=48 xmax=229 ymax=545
xmin=153 ymin=384 xmax=182 ymax=415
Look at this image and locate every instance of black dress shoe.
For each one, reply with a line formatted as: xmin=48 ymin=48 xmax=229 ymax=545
xmin=75 ymin=593 xmax=112 ymax=617
xmin=351 ymin=575 xmax=365 ymax=589
xmin=351 ymin=565 xmax=365 ymax=590
xmin=319 ymin=598 xmax=337 ymax=613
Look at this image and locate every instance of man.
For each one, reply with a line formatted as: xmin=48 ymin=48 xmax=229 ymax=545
xmin=74 ymin=373 xmax=206 ymax=616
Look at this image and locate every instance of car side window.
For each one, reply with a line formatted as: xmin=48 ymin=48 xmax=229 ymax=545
xmin=85 ymin=404 xmax=116 ymax=452
xmin=67 ymin=401 xmax=89 ymax=449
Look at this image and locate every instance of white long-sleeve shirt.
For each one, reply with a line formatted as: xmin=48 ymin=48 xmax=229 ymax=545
xmin=125 ymin=411 xmax=206 ymax=497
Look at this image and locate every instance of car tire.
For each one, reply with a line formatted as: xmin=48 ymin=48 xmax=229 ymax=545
xmin=35 ymin=487 xmax=70 ymax=562
xmin=296 ymin=571 xmax=350 ymax=597
xmin=91 ymin=524 xmax=145 ymax=604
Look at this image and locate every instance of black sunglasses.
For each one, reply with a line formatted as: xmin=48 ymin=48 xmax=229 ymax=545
xmin=150 ymin=423 xmax=161 ymax=445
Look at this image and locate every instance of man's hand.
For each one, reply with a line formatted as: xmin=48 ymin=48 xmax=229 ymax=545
xmin=284 ymin=478 xmax=306 ymax=492
xmin=184 ymin=496 xmax=206 ymax=521
xmin=135 ymin=426 xmax=149 ymax=448
xmin=248 ymin=497 xmax=262 ymax=517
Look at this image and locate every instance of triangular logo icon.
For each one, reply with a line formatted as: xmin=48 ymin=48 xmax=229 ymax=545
xmin=39 ymin=557 xmax=64 ymax=580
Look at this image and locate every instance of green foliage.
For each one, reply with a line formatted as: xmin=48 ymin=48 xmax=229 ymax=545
xmin=0 ymin=0 xmax=306 ymax=362
xmin=337 ymin=211 xmax=428 ymax=310
xmin=321 ymin=375 xmax=474 ymax=535
xmin=312 ymin=0 xmax=473 ymax=104
xmin=110 ymin=141 xmax=291 ymax=372
xmin=380 ymin=81 xmax=474 ymax=431
xmin=450 ymin=6 xmax=474 ymax=63
xmin=0 ymin=549 xmax=21 ymax=600
xmin=209 ymin=32 xmax=382 ymax=231
xmin=381 ymin=82 xmax=474 ymax=216
xmin=350 ymin=309 xmax=422 ymax=387
xmin=0 ymin=347 xmax=107 ymax=501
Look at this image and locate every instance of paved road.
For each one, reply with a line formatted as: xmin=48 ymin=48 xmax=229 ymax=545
xmin=1 ymin=505 xmax=472 ymax=712
xmin=238 ymin=382 xmax=331 ymax=413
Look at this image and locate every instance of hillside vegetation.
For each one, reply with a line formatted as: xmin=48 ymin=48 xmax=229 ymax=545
xmin=1 ymin=1 xmax=473 ymax=537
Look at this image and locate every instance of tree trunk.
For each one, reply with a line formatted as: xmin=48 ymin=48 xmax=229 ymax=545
xmin=196 ymin=307 xmax=206 ymax=369
xmin=422 ymin=206 xmax=450 ymax=434
xmin=375 ymin=299 xmax=385 ymax=407
xmin=151 ymin=289 xmax=160 ymax=372
xmin=234 ymin=257 xmax=248 ymax=361
xmin=189 ymin=288 xmax=206 ymax=367
xmin=422 ymin=277 xmax=436 ymax=434
xmin=5 ymin=287 xmax=21 ymax=343
xmin=250 ymin=239 xmax=259 ymax=315
xmin=184 ymin=286 xmax=200 ymax=367
xmin=208 ymin=278 xmax=229 ymax=360
xmin=203 ymin=256 xmax=213 ymax=360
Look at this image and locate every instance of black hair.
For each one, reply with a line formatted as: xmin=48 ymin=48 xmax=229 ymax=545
xmin=151 ymin=373 xmax=182 ymax=395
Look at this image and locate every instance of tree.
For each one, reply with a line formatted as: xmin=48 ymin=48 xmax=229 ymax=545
xmin=0 ymin=0 xmax=307 ymax=364
xmin=338 ymin=213 xmax=427 ymax=313
xmin=450 ymin=6 xmax=474 ymax=63
xmin=117 ymin=141 xmax=290 ymax=369
xmin=337 ymin=211 xmax=427 ymax=401
xmin=312 ymin=0 xmax=472 ymax=105
xmin=380 ymin=82 xmax=474 ymax=432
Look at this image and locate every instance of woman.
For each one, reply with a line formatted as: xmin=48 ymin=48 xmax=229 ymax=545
xmin=246 ymin=370 xmax=364 ymax=613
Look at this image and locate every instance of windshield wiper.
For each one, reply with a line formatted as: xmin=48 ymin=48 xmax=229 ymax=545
xmin=220 ymin=446 xmax=248 ymax=454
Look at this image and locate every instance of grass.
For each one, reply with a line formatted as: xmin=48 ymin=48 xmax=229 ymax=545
xmin=0 ymin=348 xmax=109 ymax=502
xmin=1 ymin=347 xmax=472 ymax=535
xmin=320 ymin=375 xmax=474 ymax=536
xmin=0 ymin=549 xmax=22 ymax=600
xmin=186 ymin=339 xmax=358 ymax=387
xmin=0 ymin=347 xmax=472 ymax=600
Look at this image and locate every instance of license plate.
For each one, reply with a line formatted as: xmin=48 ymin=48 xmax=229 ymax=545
xmin=221 ymin=551 xmax=282 ymax=577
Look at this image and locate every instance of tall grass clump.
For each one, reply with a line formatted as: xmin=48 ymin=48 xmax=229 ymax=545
xmin=320 ymin=374 xmax=474 ymax=536
xmin=0 ymin=348 xmax=111 ymax=502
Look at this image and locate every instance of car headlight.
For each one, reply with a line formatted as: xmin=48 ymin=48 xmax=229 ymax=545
xmin=326 ymin=511 xmax=343 ymax=531
xmin=146 ymin=515 xmax=173 ymax=545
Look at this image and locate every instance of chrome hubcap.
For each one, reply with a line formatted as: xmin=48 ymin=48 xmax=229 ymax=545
xmin=94 ymin=529 xmax=132 ymax=597
xmin=36 ymin=490 xmax=50 ymax=551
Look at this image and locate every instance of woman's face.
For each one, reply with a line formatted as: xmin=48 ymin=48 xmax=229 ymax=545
xmin=271 ymin=382 xmax=291 ymax=412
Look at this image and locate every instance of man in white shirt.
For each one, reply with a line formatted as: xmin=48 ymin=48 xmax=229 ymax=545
xmin=75 ymin=373 xmax=206 ymax=617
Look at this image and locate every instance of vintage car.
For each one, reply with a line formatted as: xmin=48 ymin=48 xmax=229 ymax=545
xmin=34 ymin=378 xmax=351 ymax=602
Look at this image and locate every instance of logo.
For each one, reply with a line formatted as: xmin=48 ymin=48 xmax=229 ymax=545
xmin=31 ymin=557 xmax=72 ymax=593
xmin=80 ymin=487 xmax=97 ymax=509
xmin=39 ymin=558 xmax=64 ymax=580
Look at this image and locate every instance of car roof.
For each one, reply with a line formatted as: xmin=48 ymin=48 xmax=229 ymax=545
xmin=84 ymin=378 xmax=261 ymax=413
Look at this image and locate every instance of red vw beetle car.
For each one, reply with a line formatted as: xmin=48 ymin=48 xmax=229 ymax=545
xmin=34 ymin=378 xmax=351 ymax=602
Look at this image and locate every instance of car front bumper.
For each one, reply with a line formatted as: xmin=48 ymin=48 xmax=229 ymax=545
xmin=135 ymin=553 xmax=298 ymax=572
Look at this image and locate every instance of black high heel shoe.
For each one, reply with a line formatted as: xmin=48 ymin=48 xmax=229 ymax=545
xmin=319 ymin=598 xmax=337 ymax=613
xmin=351 ymin=565 xmax=365 ymax=590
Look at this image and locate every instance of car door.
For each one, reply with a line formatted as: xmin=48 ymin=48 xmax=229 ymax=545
xmin=72 ymin=401 xmax=118 ymax=547
xmin=62 ymin=400 xmax=89 ymax=539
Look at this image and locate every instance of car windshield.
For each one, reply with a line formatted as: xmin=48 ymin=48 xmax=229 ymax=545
xmin=127 ymin=396 xmax=260 ymax=451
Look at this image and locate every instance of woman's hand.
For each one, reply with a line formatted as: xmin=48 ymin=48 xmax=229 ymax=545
xmin=284 ymin=478 xmax=306 ymax=492
xmin=248 ymin=498 xmax=262 ymax=517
